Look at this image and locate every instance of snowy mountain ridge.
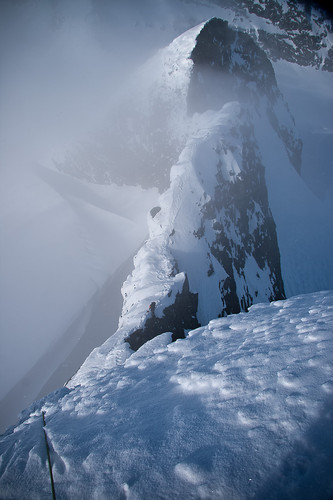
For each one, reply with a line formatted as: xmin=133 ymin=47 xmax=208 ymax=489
xmin=91 ymin=18 xmax=332 ymax=357
xmin=0 ymin=4 xmax=333 ymax=498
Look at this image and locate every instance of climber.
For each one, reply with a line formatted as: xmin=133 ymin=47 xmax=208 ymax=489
xmin=149 ymin=301 xmax=156 ymax=317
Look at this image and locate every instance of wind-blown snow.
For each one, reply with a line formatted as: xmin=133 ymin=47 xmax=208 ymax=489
xmin=0 ymin=290 xmax=332 ymax=499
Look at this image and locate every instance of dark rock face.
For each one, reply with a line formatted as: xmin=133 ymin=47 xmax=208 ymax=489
xmin=257 ymin=29 xmax=323 ymax=68
xmin=57 ymin=3 xmax=331 ymax=188
xmin=323 ymin=46 xmax=333 ymax=71
xmin=189 ymin=18 xmax=302 ymax=173
xmin=125 ymin=275 xmax=200 ymax=351
xmin=200 ymin=121 xmax=285 ymax=315
xmin=186 ymin=2 xmax=332 ymax=78
xmin=188 ymin=18 xmax=277 ymax=113
xmin=241 ymin=0 xmax=333 ymax=70
xmin=188 ymin=19 xmax=286 ymax=315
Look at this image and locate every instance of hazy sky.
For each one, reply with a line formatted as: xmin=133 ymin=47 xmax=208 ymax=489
xmin=0 ymin=0 xmax=120 ymax=164
xmin=0 ymin=0 xmax=201 ymax=166
xmin=1 ymin=0 xmax=331 ymax=167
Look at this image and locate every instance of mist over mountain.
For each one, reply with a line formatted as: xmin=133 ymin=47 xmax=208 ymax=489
xmin=0 ymin=1 xmax=332 ymax=498
xmin=53 ymin=0 xmax=333 ymax=200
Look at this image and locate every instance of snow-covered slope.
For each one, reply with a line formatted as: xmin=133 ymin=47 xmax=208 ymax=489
xmin=0 ymin=290 xmax=332 ymax=499
xmin=0 ymin=162 xmax=157 ymax=432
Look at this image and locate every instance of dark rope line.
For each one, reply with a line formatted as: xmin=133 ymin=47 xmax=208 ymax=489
xmin=42 ymin=411 xmax=56 ymax=500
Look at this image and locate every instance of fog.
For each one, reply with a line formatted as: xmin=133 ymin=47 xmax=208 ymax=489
xmin=0 ymin=0 xmax=226 ymax=174
xmin=0 ymin=0 xmax=154 ymax=165
xmin=0 ymin=0 xmax=332 ymax=433
xmin=0 ymin=0 xmax=219 ymax=432
xmin=2 ymin=0 xmax=330 ymax=176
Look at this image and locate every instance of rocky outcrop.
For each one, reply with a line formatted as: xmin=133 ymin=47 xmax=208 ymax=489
xmin=188 ymin=18 xmax=277 ymax=113
xmin=195 ymin=120 xmax=285 ymax=316
xmin=242 ymin=0 xmax=332 ymax=70
xmin=125 ymin=275 xmax=199 ymax=351
xmin=188 ymin=18 xmax=302 ymax=173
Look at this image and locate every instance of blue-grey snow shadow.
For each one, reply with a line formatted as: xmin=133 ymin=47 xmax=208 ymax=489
xmin=254 ymin=394 xmax=333 ymax=500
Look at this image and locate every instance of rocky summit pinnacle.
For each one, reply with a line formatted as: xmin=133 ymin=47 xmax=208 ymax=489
xmin=188 ymin=18 xmax=277 ymax=113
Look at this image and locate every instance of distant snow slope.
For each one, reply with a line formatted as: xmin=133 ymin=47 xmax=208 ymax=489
xmin=0 ymin=162 xmax=158 ymax=431
xmin=0 ymin=290 xmax=332 ymax=499
xmin=274 ymin=60 xmax=333 ymax=201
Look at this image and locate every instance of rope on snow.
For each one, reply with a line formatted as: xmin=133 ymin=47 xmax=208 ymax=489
xmin=42 ymin=411 xmax=56 ymax=500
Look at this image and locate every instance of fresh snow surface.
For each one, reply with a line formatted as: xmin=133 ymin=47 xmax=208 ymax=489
xmin=0 ymin=290 xmax=332 ymax=499
xmin=0 ymin=162 xmax=158 ymax=432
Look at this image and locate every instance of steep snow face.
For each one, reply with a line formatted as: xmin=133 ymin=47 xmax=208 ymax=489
xmin=122 ymin=103 xmax=285 ymax=338
xmin=1 ymin=291 xmax=332 ymax=499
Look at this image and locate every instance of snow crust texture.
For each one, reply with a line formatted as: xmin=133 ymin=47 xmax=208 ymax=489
xmin=0 ymin=290 xmax=332 ymax=499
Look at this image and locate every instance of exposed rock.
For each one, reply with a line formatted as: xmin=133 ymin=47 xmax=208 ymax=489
xmin=242 ymin=0 xmax=332 ymax=70
xmin=188 ymin=18 xmax=277 ymax=114
xmin=200 ymin=121 xmax=285 ymax=315
xmin=125 ymin=275 xmax=200 ymax=351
